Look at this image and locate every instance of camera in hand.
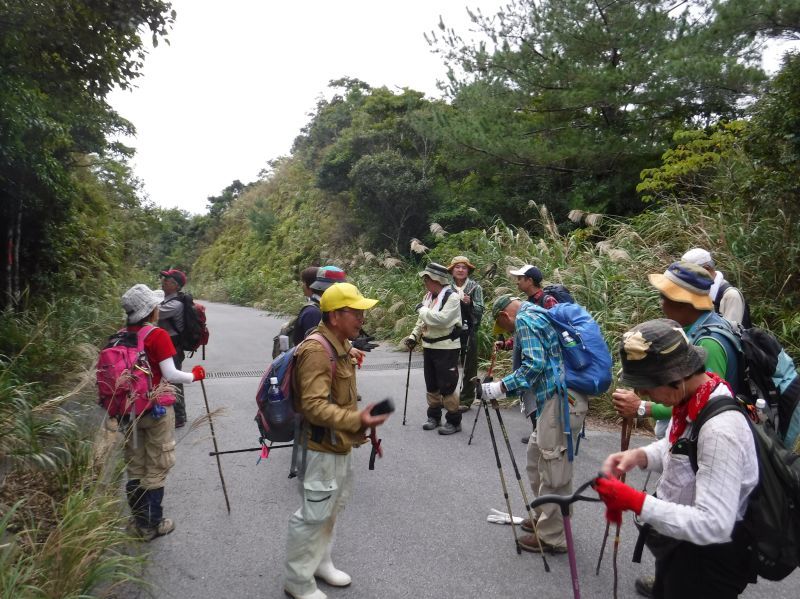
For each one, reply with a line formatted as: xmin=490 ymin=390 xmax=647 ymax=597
xmin=370 ymin=398 xmax=395 ymax=416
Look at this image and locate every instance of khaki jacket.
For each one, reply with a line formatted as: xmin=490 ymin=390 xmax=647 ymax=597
xmin=410 ymin=288 xmax=462 ymax=350
xmin=292 ymin=323 xmax=366 ymax=454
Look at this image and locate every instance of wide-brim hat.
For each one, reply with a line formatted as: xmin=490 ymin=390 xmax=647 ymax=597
xmin=122 ymin=284 xmax=165 ymax=324
xmin=648 ymin=261 xmax=713 ymax=311
xmin=447 ymin=255 xmax=476 ymax=272
xmin=319 ymin=282 xmax=378 ymax=312
xmin=418 ymin=262 xmax=451 ymax=285
xmin=310 ymin=265 xmax=347 ymax=292
xmin=618 ymin=318 xmax=708 ymax=389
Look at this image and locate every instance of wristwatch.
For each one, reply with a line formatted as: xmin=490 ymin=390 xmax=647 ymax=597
xmin=636 ymin=401 xmax=647 ymax=418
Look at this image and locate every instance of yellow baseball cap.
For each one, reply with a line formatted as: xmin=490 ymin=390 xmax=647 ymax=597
xmin=319 ymin=283 xmax=378 ymax=312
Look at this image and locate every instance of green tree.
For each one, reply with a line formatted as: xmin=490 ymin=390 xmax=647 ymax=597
xmin=0 ymin=0 xmax=175 ymax=306
xmin=428 ymin=0 xmax=771 ymax=216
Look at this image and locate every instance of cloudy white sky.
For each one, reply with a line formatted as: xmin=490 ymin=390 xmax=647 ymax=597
xmin=110 ymin=1 xmax=796 ymax=215
xmin=109 ymin=0 xmax=506 ymax=214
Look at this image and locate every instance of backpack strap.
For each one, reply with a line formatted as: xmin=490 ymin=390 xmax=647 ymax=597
xmin=713 ymin=281 xmax=731 ymax=314
xmin=684 ymin=395 xmax=744 ymax=473
xmin=421 ymin=289 xmax=462 ymax=343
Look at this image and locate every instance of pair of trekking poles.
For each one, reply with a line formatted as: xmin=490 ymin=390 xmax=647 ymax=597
xmin=399 ymin=344 xmax=601 ymax=599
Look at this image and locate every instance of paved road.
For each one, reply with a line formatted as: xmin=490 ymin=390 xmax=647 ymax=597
xmin=119 ymin=301 xmax=798 ymax=599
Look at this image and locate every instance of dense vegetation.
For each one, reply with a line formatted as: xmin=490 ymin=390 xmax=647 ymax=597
xmin=2 ymin=0 xmax=800 ymax=595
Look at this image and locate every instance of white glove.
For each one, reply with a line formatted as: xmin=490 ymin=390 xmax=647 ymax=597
xmin=481 ymin=381 xmax=505 ymax=401
xmin=487 ymin=509 xmax=523 ymax=525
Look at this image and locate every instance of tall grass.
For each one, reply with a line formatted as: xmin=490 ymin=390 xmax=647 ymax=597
xmin=210 ymin=199 xmax=800 ymax=420
xmin=0 ymin=295 xmax=147 ymax=597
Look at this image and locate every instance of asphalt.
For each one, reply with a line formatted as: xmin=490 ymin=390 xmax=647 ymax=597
xmin=116 ymin=301 xmax=799 ymax=599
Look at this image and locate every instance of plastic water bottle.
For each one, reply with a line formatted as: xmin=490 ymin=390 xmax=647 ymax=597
xmin=755 ymin=398 xmax=768 ymax=424
xmin=561 ymin=330 xmax=578 ymax=347
xmin=267 ymin=377 xmax=289 ymax=424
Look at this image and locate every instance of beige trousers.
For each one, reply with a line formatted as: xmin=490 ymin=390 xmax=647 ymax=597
xmin=285 ymin=450 xmax=354 ymax=596
xmin=124 ymin=406 xmax=176 ymax=490
xmin=526 ymin=391 xmax=589 ymax=547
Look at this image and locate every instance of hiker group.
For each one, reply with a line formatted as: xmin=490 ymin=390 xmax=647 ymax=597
xmin=96 ymin=247 xmax=799 ymax=599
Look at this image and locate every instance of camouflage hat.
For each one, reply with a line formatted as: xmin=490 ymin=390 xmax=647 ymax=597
xmin=618 ymin=318 xmax=707 ymax=389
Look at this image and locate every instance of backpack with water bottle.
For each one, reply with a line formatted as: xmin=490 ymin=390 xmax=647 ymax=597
xmin=255 ymin=332 xmax=336 ymax=444
xmin=531 ymin=303 xmax=613 ymax=395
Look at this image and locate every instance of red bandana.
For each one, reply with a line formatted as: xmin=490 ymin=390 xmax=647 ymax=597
xmin=668 ymin=372 xmax=732 ymax=444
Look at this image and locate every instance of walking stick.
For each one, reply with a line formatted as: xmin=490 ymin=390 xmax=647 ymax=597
xmin=200 ymin=380 xmax=231 ymax=513
xmin=594 ymin=417 xmax=632 ymax=595
xmin=402 ymin=347 xmax=412 ymax=425
xmin=476 ymin=383 xmax=522 ymax=554
xmin=530 ymin=478 xmax=601 ymax=599
xmin=488 ymin=391 xmax=551 ymax=572
xmin=468 ymin=345 xmax=497 ymax=445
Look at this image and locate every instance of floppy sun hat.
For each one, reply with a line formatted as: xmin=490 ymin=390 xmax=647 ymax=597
xmin=447 ymin=255 xmax=476 ymax=272
xmin=418 ymin=262 xmax=451 ymax=285
xmin=319 ymin=283 xmax=378 ymax=313
xmin=122 ymin=284 xmax=165 ymax=324
xmin=618 ymin=318 xmax=707 ymax=389
xmin=648 ymin=261 xmax=714 ymax=310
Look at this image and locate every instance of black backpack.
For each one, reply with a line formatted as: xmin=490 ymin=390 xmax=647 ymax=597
xmin=688 ymin=396 xmax=800 ymax=580
xmin=537 ymin=284 xmax=575 ymax=306
xmin=692 ymin=321 xmax=800 ymax=450
xmin=713 ymin=281 xmax=752 ymax=328
xmin=173 ymin=292 xmax=207 ymax=354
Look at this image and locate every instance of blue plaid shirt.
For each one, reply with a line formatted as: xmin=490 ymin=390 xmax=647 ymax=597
xmin=501 ymin=302 xmax=563 ymax=413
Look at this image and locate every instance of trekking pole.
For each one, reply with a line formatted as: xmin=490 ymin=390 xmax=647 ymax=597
xmin=468 ymin=345 xmax=497 ymax=445
xmin=594 ymin=417 xmax=632 ymax=596
xmin=209 ymin=443 xmax=293 ymax=456
xmin=475 ymin=382 xmax=522 ymax=555
xmin=529 ymin=478 xmax=601 ymax=599
xmin=487 ymin=389 xmax=551 ymax=572
xmin=402 ymin=347 xmax=412 ymax=426
xmin=199 ymin=380 xmax=231 ymax=513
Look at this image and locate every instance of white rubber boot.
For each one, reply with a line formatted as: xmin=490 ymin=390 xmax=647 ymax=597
xmin=284 ymin=588 xmax=327 ymax=599
xmin=313 ymin=545 xmax=351 ymax=587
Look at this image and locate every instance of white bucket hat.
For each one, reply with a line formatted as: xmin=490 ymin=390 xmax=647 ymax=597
xmin=122 ymin=284 xmax=164 ymax=324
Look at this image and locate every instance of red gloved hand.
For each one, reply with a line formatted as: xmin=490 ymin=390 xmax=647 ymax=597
xmin=594 ymin=475 xmax=646 ymax=523
xmin=192 ymin=365 xmax=206 ymax=382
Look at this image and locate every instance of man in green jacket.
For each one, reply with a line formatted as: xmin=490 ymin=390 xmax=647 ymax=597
xmin=284 ymin=283 xmax=390 ymax=599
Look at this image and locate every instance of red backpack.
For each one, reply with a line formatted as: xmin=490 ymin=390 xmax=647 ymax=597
xmin=96 ymin=326 xmax=157 ymax=418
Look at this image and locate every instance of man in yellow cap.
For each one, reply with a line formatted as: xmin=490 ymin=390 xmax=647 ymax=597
xmin=284 ymin=283 xmax=391 ymax=599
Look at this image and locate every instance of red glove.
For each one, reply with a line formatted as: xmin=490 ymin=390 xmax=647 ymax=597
xmin=594 ymin=476 xmax=646 ymax=524
xmin=192 ymin=365 xmax=206 ymax=382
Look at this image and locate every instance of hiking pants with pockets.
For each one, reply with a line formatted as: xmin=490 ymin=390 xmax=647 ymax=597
xmin=423 ymin=348 xmax=461 ymax=424
xmin=124 ymin=406 xmax=177 ymax=489
xmin=527 ymin=390 xmax=588 ymax=547
xmin=285 ymin=449 xmax=354 ymax=597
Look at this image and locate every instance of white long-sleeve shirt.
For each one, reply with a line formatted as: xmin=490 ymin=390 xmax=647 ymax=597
xmin=639 ymin=385 xmax=758 ymax=545
xmin=410 ymin=287 xmax=462 ymax=350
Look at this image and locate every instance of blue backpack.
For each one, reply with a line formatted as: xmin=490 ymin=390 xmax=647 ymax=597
xmin=532 ymin=303 xmax=613 ymax=396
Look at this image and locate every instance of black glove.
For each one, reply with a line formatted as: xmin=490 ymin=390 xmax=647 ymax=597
xmin=352 ymin=336 xmax=379 ymax=352
xmin=404 ymin=337 xmax=417 ymax=350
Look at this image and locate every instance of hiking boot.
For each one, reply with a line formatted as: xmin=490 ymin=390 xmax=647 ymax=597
xmin=518 ymin=532 xmax=567 ymax=554
xmin=521 ymin=517 xmax=538 ymax=533
xmin=137 ymin=518 xmax=175 ymax=542
xmin=635 ymin=575 xmax=655 ymax=598
xmin=175 ymin=419 xmax=186 ymax=429
xmin=458 ymin=404 xmax=471 ymax=413
xmin=422 ymin=418 xmax=440 ymax=431
xmin=438 ymin=422 xmax=462 ymax=435
xmin=284 ymin=588 xmax=326 ymax=599
xmin=521 ymin=435 xmax=531 ymax=444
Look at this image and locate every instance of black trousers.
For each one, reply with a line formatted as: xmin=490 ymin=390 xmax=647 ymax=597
xmin=653 ymin=524 xmax=755 ymax=599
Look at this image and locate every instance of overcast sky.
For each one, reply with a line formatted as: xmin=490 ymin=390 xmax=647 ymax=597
xmin=110 ymin=1 xmax=797 ymax=215
xmin=109 ymin=0 xmax=507 ymax=215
